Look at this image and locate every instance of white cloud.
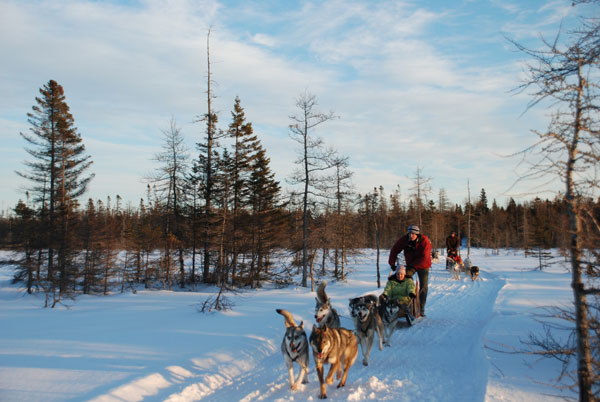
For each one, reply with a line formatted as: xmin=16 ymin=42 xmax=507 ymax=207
xmin=250 ymin=33 xmax=277 ymax=47
xmin=0 ymin=0 xmax=580 ymax=209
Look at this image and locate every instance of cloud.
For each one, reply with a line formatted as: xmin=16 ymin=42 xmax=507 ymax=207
xmin=250 ymin=33 xmax=277 ymax=47
xmin=0 ymin=0 xmax=578 ymax=210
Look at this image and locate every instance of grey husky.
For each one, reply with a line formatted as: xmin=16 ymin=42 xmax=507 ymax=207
xmin=348 ymin=294 xmax=384 ymax=366
xmin=276 ymin=309 xmax=309 ymax=390
xmin=380 ymin=297 xmax=410 ymax=346
xmin=315 ymin=280 xmax=340 ymax=328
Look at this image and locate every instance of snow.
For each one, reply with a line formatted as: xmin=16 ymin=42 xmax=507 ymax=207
xmin=0 ymin=249 xmax=576 ymax=401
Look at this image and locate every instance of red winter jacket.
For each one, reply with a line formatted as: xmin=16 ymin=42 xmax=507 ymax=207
xmin=388 ymin=234 xmax=432 ymax=270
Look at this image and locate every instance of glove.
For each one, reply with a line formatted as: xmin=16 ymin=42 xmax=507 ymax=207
xmin=379 ymin=294 xmax=387 ymax=304
xmin=409 ymin=293 xmax=416 ymax=299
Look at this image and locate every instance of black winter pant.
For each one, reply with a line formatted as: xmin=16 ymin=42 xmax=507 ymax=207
xmin=416 ymin=269 xmax=429 ymax=314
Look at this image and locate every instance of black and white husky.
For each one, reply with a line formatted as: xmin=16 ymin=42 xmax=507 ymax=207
xmin=449 ymin=259 xmax=463 ymax=280
xmin=276 ymin=309 xmax=309 ymax=390
xmin=380 ymin=297 xmax=410 ymax=346
xmin=314 ymin=280 xmax=340 ymax=328
xmin=349 ymin=294 xmax=384 ymax=366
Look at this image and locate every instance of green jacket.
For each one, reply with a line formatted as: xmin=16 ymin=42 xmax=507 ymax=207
xmin=382 ymin=277 xmax=416 ymax=305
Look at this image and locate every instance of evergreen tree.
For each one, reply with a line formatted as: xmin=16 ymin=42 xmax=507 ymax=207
xmin=11 ymin=198 xmax=37 ymax=294
xmin=16 ymin=80 xmax=94 ymax=305
xmin=248 ymin=144 xmax=284 ymax=288
xmin=227 ymin=97 xmax=259 ymax=283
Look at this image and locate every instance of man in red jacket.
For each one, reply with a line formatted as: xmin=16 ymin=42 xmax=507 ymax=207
xmin=388 ymin=224 xmax=432 ymax=317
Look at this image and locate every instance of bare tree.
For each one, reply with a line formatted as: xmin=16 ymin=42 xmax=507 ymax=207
xmin=147 ymin=118 xmax=189 ymax=289
xmin=467 ymin=180 xmax=472 ymax=258
xmin=409 ymin=166 xmax=432 ymax=229
xmin=288 ymin=91 xmax=337 ymax=287
xmin=194 ymin=28 xmax=222 ymax=283
xmin=331 ymin=154 xmax=353 ymax=279
xmin=511 ymin=4 xmax=600 ymax=399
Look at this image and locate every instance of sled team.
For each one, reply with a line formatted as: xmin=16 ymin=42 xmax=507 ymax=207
xmin=277 ymin=224 xmax=480 ymax=399
xmin=446 ymin=230 xmax=480 ymax=281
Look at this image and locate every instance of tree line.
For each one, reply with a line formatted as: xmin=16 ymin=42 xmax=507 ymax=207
xmin=9 ymin=77 xmax=588 ymax=304
xmin=0 ymin=79 xmax=597 ymax=302
xmin=2 ymin=131 xmax=596 ymax=298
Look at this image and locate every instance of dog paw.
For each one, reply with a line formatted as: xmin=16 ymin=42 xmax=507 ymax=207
xmin=319 ymin=394 xmax=328 ymax=399
xmin=363 ymin=360 xmax=368 ymax=366
xmin=291 ymin=384 xmax=298 ymax=391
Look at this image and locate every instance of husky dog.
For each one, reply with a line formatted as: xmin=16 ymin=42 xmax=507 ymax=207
xmin=315 ymin=281 xmax=340 ymax=328
xmin=348 ymin=295 xmax=383 ymax=366
xmin=276 ymin=309 xmax=309 ymax=390
xmin=470 ymin=265 xmax=480 ymax=281
xmin=431 ymin=249 xmax=440 ymax=263
xmin=450 ymin=260 xmax=463 ymax=280
xmin=464 ymin=257 xmax=472 ymax=271
xmin=310 ymin=325 xmax=358 ymax=399
xmin=463 ymin=257 xmax=473 ymax=275
xmin=380 ymin=296 xmax=410 ymax=346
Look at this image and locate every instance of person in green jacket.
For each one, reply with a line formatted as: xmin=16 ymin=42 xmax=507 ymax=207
xmin=379 ymin=265 xmax=416 ymax=306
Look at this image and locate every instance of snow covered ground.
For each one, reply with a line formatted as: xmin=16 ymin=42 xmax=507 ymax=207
xmin=0 ymin=248 xmax=576 ymax=401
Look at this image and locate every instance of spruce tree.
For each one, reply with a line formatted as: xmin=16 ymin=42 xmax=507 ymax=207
xmin=227 ymin=97 xmax=259 ymax=283
xmin=16 ymin=80 xmax=94 ymax=305
xmin=248 ymin=144 xmax=283 ymax=288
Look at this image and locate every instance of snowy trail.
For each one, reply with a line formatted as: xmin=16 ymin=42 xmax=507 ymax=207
xmin=153 ymin=262 xmax=506 ymax=402
xmin=2 ymin=249 xmax=575 ymax=401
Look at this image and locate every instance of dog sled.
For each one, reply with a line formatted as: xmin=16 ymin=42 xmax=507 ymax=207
xmin=387 ymin=271 xmax=421 ymax=328
xmin=446 ymin=250 xmax=463 ymax=270
xmin=446 ymin=251 xmax=466 ymax=280
xmin=398 ymin=278 xmax=420 ymax=327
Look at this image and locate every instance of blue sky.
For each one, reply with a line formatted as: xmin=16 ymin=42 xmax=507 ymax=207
xmin=0 ymin=0 xmax=594 ymax=213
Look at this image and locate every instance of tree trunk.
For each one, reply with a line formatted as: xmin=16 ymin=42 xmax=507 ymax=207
xmin=566 ymin=61 xmax=593 ymax=402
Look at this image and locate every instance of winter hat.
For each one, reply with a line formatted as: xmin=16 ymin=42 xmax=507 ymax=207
xmin=407 ymin=224 xmax=420 ymax=234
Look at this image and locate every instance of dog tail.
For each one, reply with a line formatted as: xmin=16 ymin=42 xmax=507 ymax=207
xmin=276 ymin=309 xmax=298 ymax=328
xmin=316 ymin=280 xmax=328 ymax=303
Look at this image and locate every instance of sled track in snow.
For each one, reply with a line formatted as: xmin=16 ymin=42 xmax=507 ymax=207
xmin=150 ymin=266 xmax=507 ymax=402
